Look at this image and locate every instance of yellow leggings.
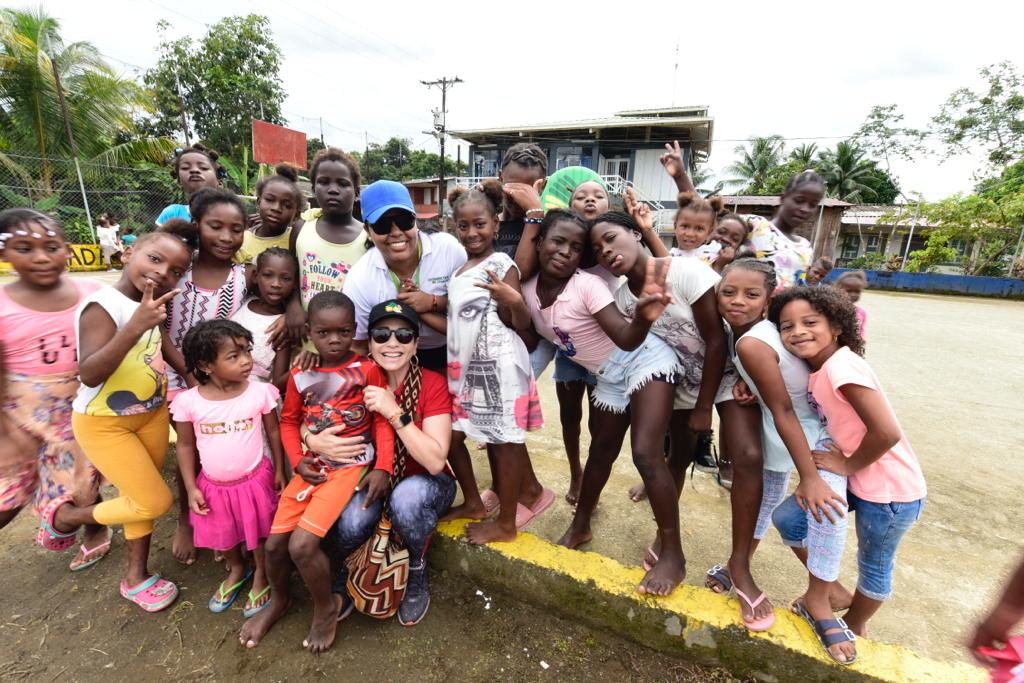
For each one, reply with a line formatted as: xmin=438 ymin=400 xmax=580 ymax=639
xmin=72 ymin=408 xmax=172 ymax=540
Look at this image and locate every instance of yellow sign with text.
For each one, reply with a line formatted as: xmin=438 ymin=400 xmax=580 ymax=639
xmin=0 ymin=244 xmax=106 ymax=275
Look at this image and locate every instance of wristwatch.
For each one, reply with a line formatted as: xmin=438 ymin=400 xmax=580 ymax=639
xmin=392 ymin=412 xmax=413 ymax=429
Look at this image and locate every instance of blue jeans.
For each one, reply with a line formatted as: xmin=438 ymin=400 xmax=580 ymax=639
xmin=553 ymin=350 xmax=597 ymax=385
xmin=849 ymin=492 xmax=924 ymax=600
xmin=332 ymin=472 xmax=456 ymax=591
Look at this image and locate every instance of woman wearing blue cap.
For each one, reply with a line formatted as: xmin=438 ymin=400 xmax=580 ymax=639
xmin=343 ymin=180 xmax=467 ymax=372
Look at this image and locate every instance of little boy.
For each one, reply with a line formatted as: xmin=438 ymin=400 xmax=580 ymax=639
xmin=240 ymin=290 xmax=393 ymax=654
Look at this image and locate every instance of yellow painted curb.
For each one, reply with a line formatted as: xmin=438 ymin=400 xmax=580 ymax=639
xmin=434 ymin=520 xmax=984 ymax=683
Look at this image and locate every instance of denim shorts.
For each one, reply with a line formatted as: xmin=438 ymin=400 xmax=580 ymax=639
xmin=849 ymin=492 xmax=924 ymax=600
xmin=591 ymin=333 xmax=682 ymax=414
xmin=553 ymin=350 xmax=597 ymax=385
xmin=530 ymin=338 xmax=556 ymax=379
xmin=754 ymin=469 xmax=792 ymax=540
xmin=770 ymin=469 xmax=849 ymax=582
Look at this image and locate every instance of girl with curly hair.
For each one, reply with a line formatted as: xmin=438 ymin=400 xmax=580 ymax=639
xmin=768 ymin=286 xmax=926 ymax=665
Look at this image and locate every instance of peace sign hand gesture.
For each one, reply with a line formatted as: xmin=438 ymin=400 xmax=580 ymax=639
xmin=659 ymin=140 xmax=686 ymax=180
xmin=475 ymin=269 xmax=525 ymax=308
xmin=633 ymin=258 xmax=674 ymax=323
xmin=128 ymin=279 xmax=179 ymax=334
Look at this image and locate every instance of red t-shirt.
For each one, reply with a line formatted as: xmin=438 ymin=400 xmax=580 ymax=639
xmin=395 ymin=368 xmax=453 ymax=478
xmin=280 ymin=354 xmax=395 ymax=473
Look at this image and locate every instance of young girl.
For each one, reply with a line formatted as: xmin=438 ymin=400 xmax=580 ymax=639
xmin=172 ymin=320 xmax=285 ymax=616
xmin=229 ymin=247 xmax=298 ymax=392
xmin=444 ymin=181 xmax=548 ymax=543
xmin=708 ymin=259 xmax=848 ymax=633
xmin=708 ymin=213 xmax=749 ymax=274
xmin=234 ymin=164 xmax=302 ymax=269
xmin=0 ymin=210 xmax=108 ymax=572
xmin=834 ymin=270 xmax=868 ymax=340
xmin=156 ymin=145 xmax=225 ymax=226
xmin=282 ymin=148 xmax=367 ymax=347
xmin=521 ymin=210 xmax=684 ymax=596
xmin=36 ymin=223 xmax=195 ymax=612
xmin=669 ymin=192 xmax=725 ymax=264
xmin=769 ymin=286 xmax=926 ymax=664
xmin=162 ymin=188 xmax=249 ymax=565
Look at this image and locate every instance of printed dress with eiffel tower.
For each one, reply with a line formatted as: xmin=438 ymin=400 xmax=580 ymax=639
xmin=447 ymin=252 xmax=542 ymax=445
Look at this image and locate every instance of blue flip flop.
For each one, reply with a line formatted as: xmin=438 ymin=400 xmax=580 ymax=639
xmin=209 ymin=567 xmax=254 ymax=613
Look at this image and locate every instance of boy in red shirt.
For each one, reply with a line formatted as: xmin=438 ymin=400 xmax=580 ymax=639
xmin=242 ymin=291 xmax=392 ymax=654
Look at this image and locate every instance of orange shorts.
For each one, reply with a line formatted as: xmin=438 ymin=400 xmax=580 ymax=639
xmin=270 ymin=465 xmax=366 ymax=538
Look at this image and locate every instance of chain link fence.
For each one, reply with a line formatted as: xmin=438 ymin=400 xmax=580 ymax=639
xmin=0 ymin=153 xmax=183 ymax=243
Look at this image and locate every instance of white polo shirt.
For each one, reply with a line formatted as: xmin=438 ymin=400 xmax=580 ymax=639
xmin=343 ymin=231 xmax=467 ymax=350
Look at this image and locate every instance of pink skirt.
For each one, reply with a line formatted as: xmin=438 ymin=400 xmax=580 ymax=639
xmin=192 ymin=458 xmax=278 ymax=551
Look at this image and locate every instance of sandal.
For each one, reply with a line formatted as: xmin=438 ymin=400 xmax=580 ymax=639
xmin=705 ymin=564 xmax=734 ymax=593
xmin=736 ymin=587 xmax=775 ymax=632
xmin=792 ymin=599 xmax=857 ymax=665
xmin=120 ymin=574 xmax=179 ymax=613
xmin=69 ymin=532 xmax=111 ymax=572
xmin=209 ymin=568 xmax=254 ymax=613
xmin=479 ymin=489 xmax=500 ymax=517
xmin=242 ymin=585 xmax=271 ymax=618
xmin=36 ymin=494 xmax=77 ymax=551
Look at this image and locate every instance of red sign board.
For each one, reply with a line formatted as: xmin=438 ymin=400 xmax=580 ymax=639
xmin=252 ymin=119 xmax=308 ymax=169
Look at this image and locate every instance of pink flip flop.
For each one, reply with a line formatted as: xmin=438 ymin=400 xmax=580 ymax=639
xmin=69 ymin=534 xmax=112 ymax=572
xmin=515 ymin=488 xmax=555 ymax=529
xmin=479 ymin=489 xmax=500 ymax=516
xmin=120 ymin=574 xmax=179 ymax=613
xmin=36 ymin=494 xmax=77 ymax=551
xmin=643 ymin=547 xmax=659 ymax=572
xmin=736 ymin=587 xmax=775 ymax=632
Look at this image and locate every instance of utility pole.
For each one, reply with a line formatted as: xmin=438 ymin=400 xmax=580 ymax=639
xmin=421 ymin=76 xmax=462 ymax=216
xmin=174 ymin=72 xmax=191 ymax=146
xmin=364 ymin=131 xmax=371 ymax=182
xmin=50 ymin=52 xmax=95 ymax=242
xmin=319 ymin=118 xmax=325 ymax=146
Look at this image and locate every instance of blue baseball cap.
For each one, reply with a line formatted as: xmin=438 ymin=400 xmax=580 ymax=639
xmin=360 ymin=180 xmax=416 ymax=225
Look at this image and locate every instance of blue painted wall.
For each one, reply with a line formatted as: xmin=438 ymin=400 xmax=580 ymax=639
xmin=826 ymin=268 xmax=1024 ymax=299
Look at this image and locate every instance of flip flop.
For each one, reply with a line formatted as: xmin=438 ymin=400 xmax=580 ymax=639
xmin=515 ymin=488 xmax=555 ymax=529
xmin=336 ymin=590 xmax=355 ymax=623
xmin=208 ymin=567 xmax=254 ymax=613
xmin=736 ymin=587 xmax=775 ymax=632
xmin=479 ymin=489 xmax=500 ymax=516
xmin=69 ymin=532 xmax=112 ymax=572
xmin=36 ymin=494 xmax=77 ymax=551
xmin=121 ymin=574 xmax=179 ymax=613
xmin=643 ymin=547 xmax=659 ymax=572
xmin=705 ymin=564 xmax=734 ymax=593
xmin=242 ymin=585 xmax=272 ymax=618
xmin=792 ymin=599 xmax=857 ymax=665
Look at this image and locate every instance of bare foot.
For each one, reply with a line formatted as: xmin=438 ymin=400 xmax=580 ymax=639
xmin=566 ymin=470 xmax=582 ymax=506
xmin=440 ymin=501 xmax=489 ymax=523
xmin=638 ymin=554 xmax=685 ymax=596
xmin=556 ymin=524 xmax=592 ymax=550
xmin=627 ymin=482 xmax=648 ymax=502
xmin=465 ymin=519 xmax=517 ymax=545
xmin=303 ymin=593 xmax=342 ymax=654
xmin=731 ymin=568 xmax=773 ymax=622
xmin=792 ymin=583 xmax=854 ymax=613
xmin=172 ymin=520 xmax=196 ymax=566
xmin=239 ymin=595 xmax=291 ymax=649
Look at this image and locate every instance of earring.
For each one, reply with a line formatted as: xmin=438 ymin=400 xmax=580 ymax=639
xmin=410 ymin=354 xmax=421 ymax=368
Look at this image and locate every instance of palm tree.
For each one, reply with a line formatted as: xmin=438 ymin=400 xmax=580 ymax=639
xmin=817 ymin=141 xmax=878 ymax=202
xmin=789 ymin=142 xmax=818 ymax=167
xmin=724 ymin=136 xmax=785 ymax=194
xmin=0 ymin=8 xmax=174 ymax=196
xmin=690 ymin=164 xmax=725 ymax=196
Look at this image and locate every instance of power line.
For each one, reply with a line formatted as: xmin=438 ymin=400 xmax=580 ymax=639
xmin=421 ymin=77 xmax=462 ymax=213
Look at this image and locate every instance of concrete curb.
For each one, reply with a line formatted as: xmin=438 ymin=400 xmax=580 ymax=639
xmin=430 ymin=520 xmax=985 ymax=683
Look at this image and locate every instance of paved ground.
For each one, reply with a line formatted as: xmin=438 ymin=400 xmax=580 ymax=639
xmin=2 ymin=271 xmax=1019 ymax=669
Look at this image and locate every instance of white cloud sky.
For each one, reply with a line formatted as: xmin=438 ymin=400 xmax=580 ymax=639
xmin=48 ymin=0 xmax=1021 ymax=199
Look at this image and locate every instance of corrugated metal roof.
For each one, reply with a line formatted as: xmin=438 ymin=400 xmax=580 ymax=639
xmin=721 ymin=195 xmax=851 ymax=208
xmin=450 ymin=112 xmax=712 ymax=137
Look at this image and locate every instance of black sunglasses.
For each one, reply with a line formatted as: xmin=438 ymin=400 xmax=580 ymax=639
xmin=370 ymin=211 xmax=416 ymax=236
xmin=369 ymin=327 xmax=417 ymax=344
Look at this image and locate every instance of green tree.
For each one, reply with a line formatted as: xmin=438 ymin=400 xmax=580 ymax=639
xmin=904 ymin=233 xmax=958 ymax=273
xmin=724 ymin=136 xmax=785 ymax=194
xmin=352 ymin=137 xmax=465 ymax=184
xmin=306 ymin=137 xmax=325 ymax=170
xmin=789 ymin=142 xmax=818 ymax=166
xmin=691 ymin=164 xmax=724 ymax=196
xmin=860 ymin=166 xmax=901 ymax=204
xmin=816 ymin=141 xmax=877 ymax=202
xmin=145 ymin=15 xmax=286 ymax=159
xmin=0 ymin=8 xmax=174 ymax=194
xmin=853 ymin=105 xmax=926 ymax=178
xmin=932 ymin=61 xmax=1024 ymax=170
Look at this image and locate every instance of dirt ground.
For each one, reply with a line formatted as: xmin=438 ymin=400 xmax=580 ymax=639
xmin=1 ymin=272 xmax=1019 ymax=675
xmin=500 ymin=289 xmax=1024 ymax=665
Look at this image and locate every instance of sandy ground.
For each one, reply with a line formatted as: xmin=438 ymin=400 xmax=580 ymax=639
xmin=495 ymin=289 xmax=1024 ymax=665
xmin=1 ymin=271 xmax=1019 ymax=673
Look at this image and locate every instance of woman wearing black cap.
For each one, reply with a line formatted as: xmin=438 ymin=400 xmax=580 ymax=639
xmin=303 ymin=299 xmax=455 ymax=627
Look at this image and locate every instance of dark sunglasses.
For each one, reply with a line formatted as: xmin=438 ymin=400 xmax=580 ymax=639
xmin=370 ymin=211 xmax=416 ymax=236
xmin=369 ymin=327 xmax=417 ymax=344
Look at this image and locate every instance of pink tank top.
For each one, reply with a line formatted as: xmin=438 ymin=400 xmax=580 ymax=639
xmin=0 ymin=278 xmax=102 ymax=374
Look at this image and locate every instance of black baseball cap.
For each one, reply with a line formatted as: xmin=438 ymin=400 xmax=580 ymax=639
xmin=367 ymin=299 xmax=420 ymax=331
